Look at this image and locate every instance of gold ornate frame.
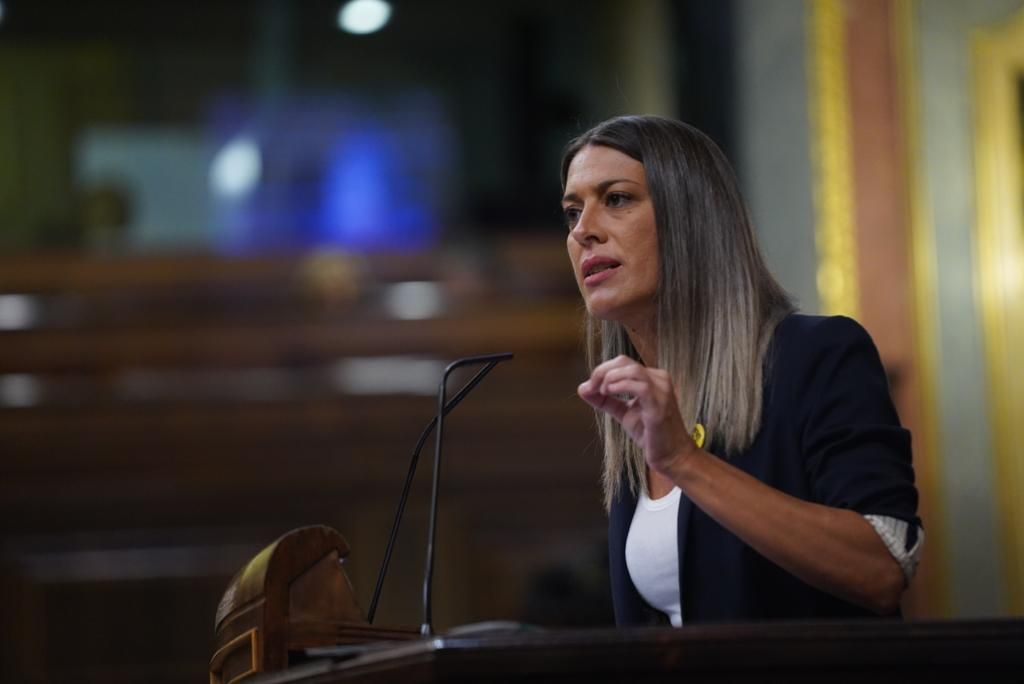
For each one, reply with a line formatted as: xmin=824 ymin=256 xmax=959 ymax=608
xmin=972 ymin=6 xmax=1024 ymax=613
xmin=807 ymin=0 xmax=860 ymax=318
xmin=896 ymin=0 xmax=950 ymax=617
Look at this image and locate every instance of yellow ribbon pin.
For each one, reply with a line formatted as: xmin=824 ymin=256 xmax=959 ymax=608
xmin=692 ymin=423 xmax=706 ymax=449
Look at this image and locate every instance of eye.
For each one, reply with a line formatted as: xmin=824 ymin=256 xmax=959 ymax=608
xmin=606 ymin=192 xmax=631 ymax=208
xmin=563 ymin=206 xmax=581 ymax=229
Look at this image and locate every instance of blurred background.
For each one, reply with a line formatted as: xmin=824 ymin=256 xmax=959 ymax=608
xmin=1 ymin=0 xmax=1023 ymax=681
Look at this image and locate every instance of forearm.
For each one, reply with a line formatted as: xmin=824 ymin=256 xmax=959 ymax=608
xmin=667 ymin=448 xmax=906 ymax=615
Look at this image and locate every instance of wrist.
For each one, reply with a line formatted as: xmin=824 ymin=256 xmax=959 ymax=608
xmin=664 ymin=441 xmax=705 ymax=485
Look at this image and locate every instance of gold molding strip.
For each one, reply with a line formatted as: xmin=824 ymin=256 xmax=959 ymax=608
xmin=807 ymin=0 xmax=860 ymax=317
xmin=971 ymin=6 xmax=1024 ymax=613
xmin=894 ymin=0 xmax=951 ymax=617
xmin=209 ymin=628 xmax=260 ymax=684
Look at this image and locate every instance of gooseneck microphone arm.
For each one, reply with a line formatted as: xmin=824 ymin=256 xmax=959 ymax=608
xmin=366 ymin=352 xmax=513 ymax=627
xmin=420 ymin=352 xmax=513 ymax=635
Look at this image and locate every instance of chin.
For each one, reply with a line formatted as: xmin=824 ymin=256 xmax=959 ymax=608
xmin=584 ymin=293 xmax=653 ymax=328
xmin=584 ymin=299 xmax=626 ymax=323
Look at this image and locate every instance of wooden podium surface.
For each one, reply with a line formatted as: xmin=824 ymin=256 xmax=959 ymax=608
xmin=210 ymin=527 xmax=1022 ymax=683
xmin=244 ymin=618 xmax=1024 ymax=683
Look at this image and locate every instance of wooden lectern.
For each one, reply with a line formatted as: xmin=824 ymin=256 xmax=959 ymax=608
xmin=233 ymin=618 xmax=1024 ymax=683
xmin=209 ymin=526 xmax=415 ymax=684
xmin=213 ymin=526 xmax=1024 ymax=683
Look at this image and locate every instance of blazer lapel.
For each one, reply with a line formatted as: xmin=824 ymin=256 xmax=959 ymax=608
xmin=676 ymin=486 xmax=695 ymax=622
xmin=609 ymin=482 xmax=646 ymax=624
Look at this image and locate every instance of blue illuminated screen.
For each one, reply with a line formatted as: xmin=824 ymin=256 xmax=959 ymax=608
xmin=208 ymin=94 xmax=453 ymax=254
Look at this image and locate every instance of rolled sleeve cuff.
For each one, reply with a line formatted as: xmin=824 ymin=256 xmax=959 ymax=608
xmin=864 ymin=514 xmax=924 ymax=586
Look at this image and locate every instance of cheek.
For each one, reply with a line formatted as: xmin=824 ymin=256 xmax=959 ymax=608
xmin=641 ymin=255 xmax=660 ymax=294
xmin=566 ymin=239 xmax=583 ymax=284
xmin=633 ymin=226 xmax=660 ymax=284
xmin=648 ymin=240 xmax=661 ymax=277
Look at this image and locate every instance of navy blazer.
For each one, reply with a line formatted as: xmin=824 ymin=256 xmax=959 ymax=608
xmin=608 ymin=314 xmax=920 ymax=624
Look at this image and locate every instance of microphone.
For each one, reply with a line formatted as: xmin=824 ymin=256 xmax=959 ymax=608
xmin=366 ymin=352 xmax=513 ymax=631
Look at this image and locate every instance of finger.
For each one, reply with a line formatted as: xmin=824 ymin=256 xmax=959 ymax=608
xmin=580 ymin=358 xmax=632 ymax=396
xmin=577 ymin=378 xmax=604 ymax=401
xmin=578 ymin=384 xmax=631 ymax=422
xmin=580 ymin=385 xmax=649 ymax=445
xmin=602 ymin=378 xmax=652 ymax=400
xmin=649 ymin=369 xmax=675 ymax=398
xmin=592 ymin=354 xmax=636 ymax=371
xmin=590 ymin=355 xmax=641 ymax=380
xmin=599 ymin=365 xmax=652 ymax=395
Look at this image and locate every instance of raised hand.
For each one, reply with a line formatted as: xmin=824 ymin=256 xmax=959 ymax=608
xmin=577 ymin=355 xmax=700 ymax=476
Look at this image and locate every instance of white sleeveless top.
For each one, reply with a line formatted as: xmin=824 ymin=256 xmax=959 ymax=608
xmin=624 ymin=486 xmax=683 ymax=627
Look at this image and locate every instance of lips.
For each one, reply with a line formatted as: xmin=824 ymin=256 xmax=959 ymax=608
xmin=581 ymin=256 xmax=622 ymax=286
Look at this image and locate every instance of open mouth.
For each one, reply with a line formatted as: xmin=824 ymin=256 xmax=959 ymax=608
xmin=583 ymin=257 xmax=622 ymax=279
xmin=586 ymin=263 xmax=617 ymax=276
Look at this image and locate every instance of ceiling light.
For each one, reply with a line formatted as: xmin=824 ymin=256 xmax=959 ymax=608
xmin=0 ymin=294 xmax=39 ymax=330
xmin=210 ymin=136 xmax=261 ymax=199
xmin=383 ymin=281 xmax=443 ymax=320
xmin=337 ymin=0 xmax=392 ymax=35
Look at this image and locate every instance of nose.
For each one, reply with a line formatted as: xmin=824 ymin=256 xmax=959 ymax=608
xmin=569 ymin=206 xmax=605 ymax=246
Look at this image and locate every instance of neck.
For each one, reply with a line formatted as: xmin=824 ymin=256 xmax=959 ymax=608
xmin=624 ymin=317 xmax=657 ymax=367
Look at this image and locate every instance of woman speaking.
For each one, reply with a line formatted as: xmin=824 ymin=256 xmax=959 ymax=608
xmin=560 ymin=115 xmax=922 ymax=625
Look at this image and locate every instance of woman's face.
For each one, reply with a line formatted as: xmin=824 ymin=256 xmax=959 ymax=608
xmin=563 ymin=144 xmax=659 ymax=327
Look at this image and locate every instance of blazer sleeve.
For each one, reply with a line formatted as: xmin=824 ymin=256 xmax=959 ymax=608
xmin=795 ymin=316 xmax=920 ymax=526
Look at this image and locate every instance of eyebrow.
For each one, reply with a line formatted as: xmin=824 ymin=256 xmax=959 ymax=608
xmin=561 ymin=178 xmax=640 ymax=204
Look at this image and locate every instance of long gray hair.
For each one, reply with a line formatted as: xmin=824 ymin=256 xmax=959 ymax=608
xmin=561 ymin=115 xmax=794 ymax=510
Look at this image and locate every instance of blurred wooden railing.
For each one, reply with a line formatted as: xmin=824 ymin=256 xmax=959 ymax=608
xmin=0 ymin=241 xmax=610 ymax=684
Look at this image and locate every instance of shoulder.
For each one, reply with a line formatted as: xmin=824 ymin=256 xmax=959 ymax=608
xmin=773 ymin=313 xmax=873 ymax=351
xmin=770 ymin=314 xmax=878 ymax=374
xmin=767 ymin=313 xmax=888 ymax=404
xmin=770 ymin=317 xmax=915 ymax=521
